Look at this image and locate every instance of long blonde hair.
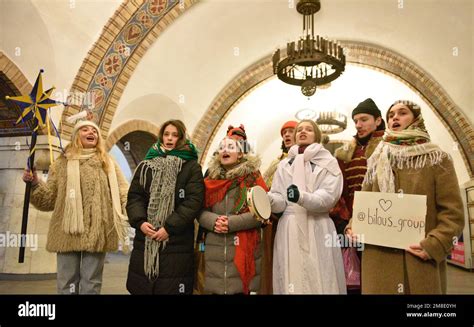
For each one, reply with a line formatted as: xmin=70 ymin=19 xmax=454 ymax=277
xmin=65 ymin=127 xmax=110 ymax=173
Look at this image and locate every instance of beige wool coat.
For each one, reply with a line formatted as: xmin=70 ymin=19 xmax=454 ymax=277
xmin=30 ymin=154 xmax=129 ymax=253
xmin=348 ymin=154 xmax=464 ymax=294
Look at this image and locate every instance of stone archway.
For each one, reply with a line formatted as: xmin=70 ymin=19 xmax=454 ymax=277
xmin=60 ymin=0 xmax=198 ymax=140
xmin=0 ymin=52 xmax=32 ymax=95
xmin=106 ymin=119 xmax=159 ymax=172
xmin=0 ymin=51 xmax=35 ymax=136
xmin=192 ymin=41 xmax=474 ymax=178
xmin=105 ymin=119 xmax=159 ymax=151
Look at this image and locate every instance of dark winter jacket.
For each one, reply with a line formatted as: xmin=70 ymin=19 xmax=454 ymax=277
xmin=126 ymin=159 xmax=204 ymax=294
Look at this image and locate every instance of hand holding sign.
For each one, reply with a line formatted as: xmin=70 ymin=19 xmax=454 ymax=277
xmin=352 ymin=191 xmax=427 ymax=250
xmin=407 ymin=244 xmax=431 ymax=261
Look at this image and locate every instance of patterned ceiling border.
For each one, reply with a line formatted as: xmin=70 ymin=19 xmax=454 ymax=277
xmin=61 ymin=0 xmax=198 ymax=140
xmin=192 ymin=41 xmax=474 ymax=178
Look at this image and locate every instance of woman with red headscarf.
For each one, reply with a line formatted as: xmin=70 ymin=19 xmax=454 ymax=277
xmin=198 ymin=125 xmax=268 ymax=294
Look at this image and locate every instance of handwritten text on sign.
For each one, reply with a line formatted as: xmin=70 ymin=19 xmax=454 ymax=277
xmin=352 ymin=191 xmax=427 ymax=250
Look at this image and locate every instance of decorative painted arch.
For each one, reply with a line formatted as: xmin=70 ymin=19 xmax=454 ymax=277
xmin=60 ymin=0 xmax=198 ymax=140
xmin=105 ymin=119 xmax=159 ymax=151
xmin=192 ymin=41 xmax=474 ymax=178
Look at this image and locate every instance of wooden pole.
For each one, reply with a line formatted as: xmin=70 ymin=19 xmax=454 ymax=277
xmin=19 ymin=118 xmax=38 ymax=263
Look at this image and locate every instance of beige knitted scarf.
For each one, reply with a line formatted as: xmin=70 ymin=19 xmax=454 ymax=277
xmin=63 ymin=148 xmax=130 ymax=251
xmin=63 ymin=148 xmax=96 ymax=234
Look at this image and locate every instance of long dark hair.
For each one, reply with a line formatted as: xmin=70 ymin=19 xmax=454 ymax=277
xmin=158 ymin=119 xmax=188 ymax=149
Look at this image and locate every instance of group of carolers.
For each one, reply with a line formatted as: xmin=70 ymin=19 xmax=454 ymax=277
xmin=23 ymin=98 xmax=464 ymax=295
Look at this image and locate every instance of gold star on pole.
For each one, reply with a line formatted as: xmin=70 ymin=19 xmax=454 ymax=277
xmin=5 ymin=69 xmax=60 ymax=130
xmin=4 ymin=69 xmax=63 ymax=264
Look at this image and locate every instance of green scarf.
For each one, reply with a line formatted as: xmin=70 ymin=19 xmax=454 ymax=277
xmin=144 ymin=139 xmax=198 ymax=161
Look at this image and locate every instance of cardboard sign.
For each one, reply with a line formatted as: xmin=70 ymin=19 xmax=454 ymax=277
xmin=352 ymin=191 xmax=427 ymax=250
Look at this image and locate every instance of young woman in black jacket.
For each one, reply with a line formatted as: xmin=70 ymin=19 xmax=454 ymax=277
xmin=126 ymin=119 xmax=204 ymax=294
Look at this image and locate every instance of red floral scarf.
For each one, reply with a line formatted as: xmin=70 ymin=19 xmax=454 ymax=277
xmin=204 ymin=171 xmax=268 ymax=294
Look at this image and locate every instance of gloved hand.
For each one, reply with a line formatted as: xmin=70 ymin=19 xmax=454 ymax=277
xmin=287 ymin=184 xmax=300 ymax=203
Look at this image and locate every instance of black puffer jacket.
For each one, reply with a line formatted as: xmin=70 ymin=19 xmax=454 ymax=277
xmin=126 ymin=159 xmax=204 ymax=294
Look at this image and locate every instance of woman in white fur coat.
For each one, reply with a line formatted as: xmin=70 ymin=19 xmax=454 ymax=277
xmin=268 ymin=119 xmax=346 ymax=294
xmin=22 ymin=120 xmax=129 ymax=294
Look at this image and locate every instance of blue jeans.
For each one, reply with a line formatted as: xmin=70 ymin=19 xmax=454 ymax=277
xmin=56 ymin=252 xmax=106 ymax=294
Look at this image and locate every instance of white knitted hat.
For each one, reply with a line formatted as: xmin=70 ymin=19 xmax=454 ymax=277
xmin=71 ymin=120 xmax=101 ymax=140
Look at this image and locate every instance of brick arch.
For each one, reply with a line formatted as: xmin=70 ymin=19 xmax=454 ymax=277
xmin=60 ymin=0 xmax=198 ymax=140
xmin=0 ymin=51 xmax=32 ymax=95
xmin=0 ymin=51 xmax=41 ymax=135
xmin=106 ymin=119 xmax=159 ymax=172
xmin=105 ymin=119 xmax=159 ymax=151
xmin=192 ymin=41 xmax=474 ymax=178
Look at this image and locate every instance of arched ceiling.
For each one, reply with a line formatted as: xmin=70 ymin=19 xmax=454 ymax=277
xmin=111 ymin=93 xmax=184 ymax=132
xmin=203 ymin=65 xmax=471 ymax=184
xmin=2 ymin=0 xmax=471 ymax=129
xmin=1 ymin=0 xmax=121 ymax=125
xmin=117 ymin=0 xmax=472 ymax=135
xmin=1 ymin=0 xmax=472 ymax=182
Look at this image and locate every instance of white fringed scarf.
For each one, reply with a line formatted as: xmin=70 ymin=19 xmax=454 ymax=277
xmin=364 ymin=115 xmax=447 ymax=193
xmin=63 ymin=148 xmax=130 ymax=251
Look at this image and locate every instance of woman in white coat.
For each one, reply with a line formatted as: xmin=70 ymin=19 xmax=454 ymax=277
xmin=268 ymin=120 xmax=346 ymax=294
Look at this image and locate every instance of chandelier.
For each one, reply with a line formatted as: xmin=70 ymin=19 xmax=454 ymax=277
xmin=295 ymin=108 xmax=347 ymax=134
xmin=316 ymin=111 xmax=347 ymax=134
xmin=272 ymin=0 xmax=346 ymax=97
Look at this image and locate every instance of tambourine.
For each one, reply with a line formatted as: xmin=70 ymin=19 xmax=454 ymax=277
xmin=246 ymin=185 xmax=271 ymax=223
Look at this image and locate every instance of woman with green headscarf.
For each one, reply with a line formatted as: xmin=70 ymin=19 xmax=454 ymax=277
xmin=126 ymin=119 xmax=204 ymax=294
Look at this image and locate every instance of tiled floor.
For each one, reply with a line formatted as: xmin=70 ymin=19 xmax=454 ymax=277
xmin=0 ymin=252 xmax=473 ymax=294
